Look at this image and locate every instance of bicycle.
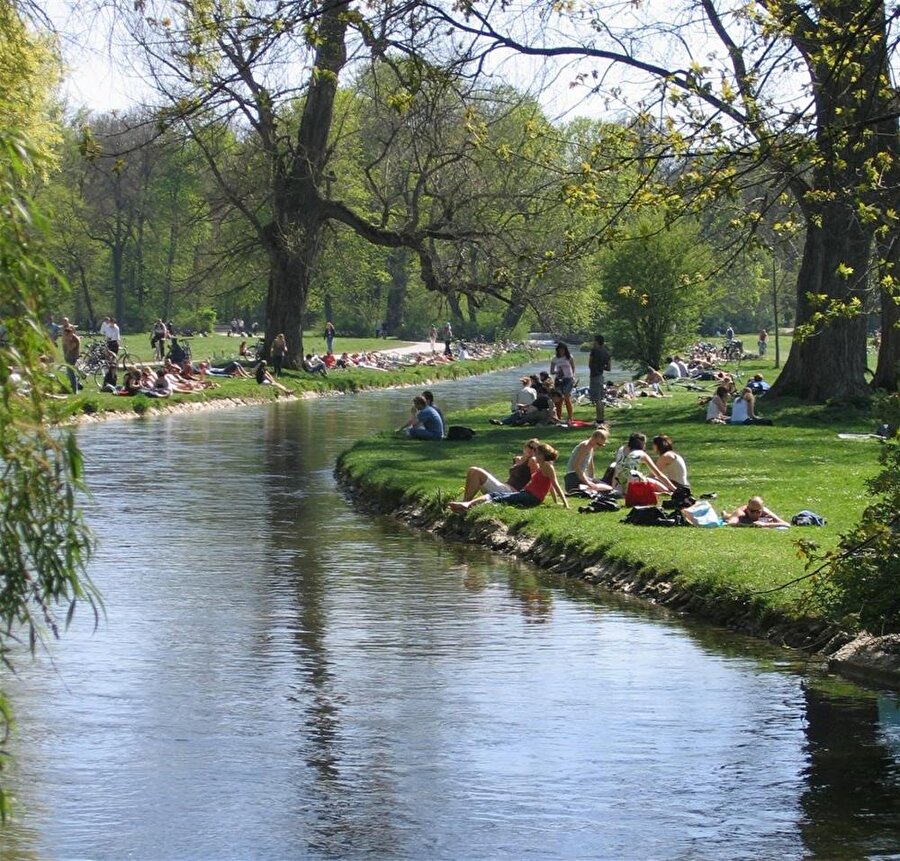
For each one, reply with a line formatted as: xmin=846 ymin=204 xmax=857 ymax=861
xmin=245 ymin=339 xmax=265 ymax=362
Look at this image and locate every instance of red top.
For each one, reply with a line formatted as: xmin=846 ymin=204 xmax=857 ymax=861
xmin=524 ymin=462 xmax=552 ymax=501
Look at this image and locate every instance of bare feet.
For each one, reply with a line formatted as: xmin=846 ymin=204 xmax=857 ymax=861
xmin=448 ymin=501 xmax=468 ymax=512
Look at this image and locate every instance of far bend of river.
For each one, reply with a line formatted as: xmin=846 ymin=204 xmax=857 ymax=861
xmin=3 ymin=364 xmax=900 ymax=860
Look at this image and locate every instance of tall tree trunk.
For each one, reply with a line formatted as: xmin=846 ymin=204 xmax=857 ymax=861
xmin=265 ymin=232 xmax=317 ymax=369
xmin=769 ymin=208 xmax=871 ymax=401
xmin=77 ymin=263 xmax=96 ymax=332
xmin=873 ymin=235 xmax=900 ymax=391
xmin=262 ymin=0 xmax=349 ymax=364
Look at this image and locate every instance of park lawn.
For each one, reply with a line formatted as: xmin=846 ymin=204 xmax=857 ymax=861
xmin=41 ymin=349 xmax=534 ymax=422
xmin=337 ymin=380 xmax=880 ymax=624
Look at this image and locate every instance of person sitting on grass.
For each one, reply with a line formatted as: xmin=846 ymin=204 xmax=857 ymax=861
xmin=705 ymin=385 xmax=730 ymax=423
xmin=255 ymin=359 xmax=293 ymax=393
xmin=458 ymin=438 xmax=540 ymax=501
xmin=730 ymin=387 xmax=773 ymax=425
xmin=724 ymin=497 xmax=789 ymax=528
xmin=564 ymin=428 xmax=613 ymax=493
xmin=404 ymin=394 xmax=444 ymax=440
xmin=612 ymin=432 xmax=678 ymax=497
xmin=652 ymin=435 xmax=689 ymax=489
xmin=151 ymin=368 xmax=172 ymax=397
xmin=303 ymin=353 xmax=328 ymax=377
xmin=449 ymin=441 xmax=569 ymax=512
xmin=490 ymin=390 xmax=560 ymax=426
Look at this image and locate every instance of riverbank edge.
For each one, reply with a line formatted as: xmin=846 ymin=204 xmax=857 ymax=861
xmin=54 ymin=349 xmax=535 ymax=426
xmin=335 ymin=462 xmax=900 ymax=690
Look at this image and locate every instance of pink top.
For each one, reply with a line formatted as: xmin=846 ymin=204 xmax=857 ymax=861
xmin=524 ymin=463 xmax=552 ymax=501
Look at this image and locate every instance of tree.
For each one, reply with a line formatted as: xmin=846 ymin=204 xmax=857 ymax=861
xmin=0 ymin=4 xmax=96 ymax=820
xmin=598 ymin=214 xmax=714 ymax=369
xmin=426 ymin=0 xmax=900 ymax=399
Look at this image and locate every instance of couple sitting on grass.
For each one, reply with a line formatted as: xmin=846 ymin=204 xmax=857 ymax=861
xmin=448 ymin=438 xmax=570 ymax=512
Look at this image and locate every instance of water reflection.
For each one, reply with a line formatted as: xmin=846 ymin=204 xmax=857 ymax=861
xmin=1 ymin=364 xmax=899 ymax=860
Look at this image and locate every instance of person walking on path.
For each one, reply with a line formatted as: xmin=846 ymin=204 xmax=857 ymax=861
xmin=758 ymin=328 xmax=768 ymax=356
xmin=324 ymin=321 xmax=335 ymax=355
xmin=588 ymin=334 xmax=611 ymax=425
xmin=429 ymin=325 xmax=438 ymax=353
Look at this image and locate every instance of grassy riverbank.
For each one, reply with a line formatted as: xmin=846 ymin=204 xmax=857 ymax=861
xmin=337 ymin=370 xmax=881 ymax=634
xmin=43 ymin=349 xmax=534 ymax=422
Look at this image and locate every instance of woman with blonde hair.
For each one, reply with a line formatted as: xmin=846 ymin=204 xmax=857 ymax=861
xmin=449 ymin=442 xmax=569 ymax=511
xmin=730 ymin=388 xmax=773 ymax=425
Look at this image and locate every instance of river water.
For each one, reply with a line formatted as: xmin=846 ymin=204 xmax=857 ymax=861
xmin=2 ymin=365 xmax=900 ymax=860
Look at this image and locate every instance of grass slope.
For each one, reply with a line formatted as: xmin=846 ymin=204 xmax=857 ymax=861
xmin=338 ymin=350 xmax=880 ymax=624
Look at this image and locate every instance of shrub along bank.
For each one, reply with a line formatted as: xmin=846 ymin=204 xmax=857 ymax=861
xmin=42 ymin=349 xmax=534 ymax=423
xmin=336 ymin=385 xmax=883 ymax=654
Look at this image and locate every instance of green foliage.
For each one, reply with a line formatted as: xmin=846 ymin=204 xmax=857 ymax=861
xmin=175 ymin=307 xmax=217 ymax=334
xmin=598 ymin=214 xmax=715 ymax=368
xmin=0 ymin=127 xmax=96 ymax=820
xmin=802 ymin=392 xmax=900 ymax=633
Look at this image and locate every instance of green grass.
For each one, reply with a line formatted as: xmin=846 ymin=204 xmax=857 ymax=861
xmin=42 ymin=349 xmax=535 ymax=422
xmin=337 ymin=350 xmax=881 ymax=625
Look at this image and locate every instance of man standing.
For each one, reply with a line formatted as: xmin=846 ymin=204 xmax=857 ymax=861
xmin=105 ymin=317 xmax=121 ymax=355
xmin=442 ymin=321 xmax=453 ymax=356
xmin=61 ymin=322 xmax=81 ymax=393
xmin=588 ymin=334 xmax=611 ymax=425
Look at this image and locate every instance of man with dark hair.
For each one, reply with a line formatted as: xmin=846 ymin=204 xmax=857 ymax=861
xmin=588 ymin=334 xmax=611 ymax=425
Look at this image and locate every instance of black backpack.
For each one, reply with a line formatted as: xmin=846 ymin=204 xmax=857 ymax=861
xmin=623 ymin=505 xmax=682 ymax=527
xmin=446 ymin=425 xmax=475 ymax=441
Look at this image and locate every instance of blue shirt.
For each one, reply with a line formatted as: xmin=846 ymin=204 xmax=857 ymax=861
xmin=417 ymin=406 xmax=444 ymax=439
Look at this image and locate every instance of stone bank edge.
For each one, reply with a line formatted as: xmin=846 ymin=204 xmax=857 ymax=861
xmin=335 ymin=456 xmax=900 ymax=692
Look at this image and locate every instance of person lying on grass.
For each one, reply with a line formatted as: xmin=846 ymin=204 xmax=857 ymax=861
xmin=449 ymin=442 xmax=569 ymax=512
xmin=458 ymin=438 xmax=540 ymax=501
xmin=724 ymin=497 xmax=789 ymax=528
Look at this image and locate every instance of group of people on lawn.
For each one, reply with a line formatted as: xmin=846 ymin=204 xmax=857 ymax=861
xmin=446 ymin=427 xmax=788 ymax=527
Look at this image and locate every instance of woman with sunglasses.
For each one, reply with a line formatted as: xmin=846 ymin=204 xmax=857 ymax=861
xmin=725 ymin=496 xmax=789 ymax=527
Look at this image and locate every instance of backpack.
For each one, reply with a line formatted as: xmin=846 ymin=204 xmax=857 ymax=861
xmin=790 ymin=510 xmax=826 ymax=527
xmin=623 ymin=505 xmax=681 ymax=527
xmin=446 ymin=425 xmax=475 ymax=441
xmin=624 ymin=480 xmax=658 ymax=508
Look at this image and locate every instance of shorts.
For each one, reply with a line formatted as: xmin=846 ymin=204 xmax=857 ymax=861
xmin=556 ymin=377 xmax=574 ymax=396
xmin=564 ymin=471 xmax=582 ymax=492
xmin=480 ymin=471 xmax=513 ymax=495
xmin=487 ymin=489 xmax=541 ymax=507
xmin=588 ymin=374 xmax=604 ymax=403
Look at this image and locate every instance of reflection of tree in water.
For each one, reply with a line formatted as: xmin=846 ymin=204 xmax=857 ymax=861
xmin=260 ymin=408 xmax=402 ymax=857
xmin=800 ymin=682 xmax=900 ymax=858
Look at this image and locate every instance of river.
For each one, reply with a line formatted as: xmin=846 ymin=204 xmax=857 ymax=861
xmin=2 ymin=364 xmax=900 ymax=860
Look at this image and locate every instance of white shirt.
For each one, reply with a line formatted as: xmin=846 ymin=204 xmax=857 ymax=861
xmin=730 ymin=397 xmax=749 ymax=423
xmin=100 ymin=320 xmax=113 ymax=340
xmin=516 ymin=385 xmax=537 ymax=408
xmin=664 ymin=362 xmax=681 ymax=378
xmin=107 ymin=322 xmax=120 ymax=342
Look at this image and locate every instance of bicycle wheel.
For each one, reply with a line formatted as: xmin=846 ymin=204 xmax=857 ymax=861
xmin=93 ymin=366 xmax=108 ymax=390
xmin=117 ymin=350 xmax=135 ymax=369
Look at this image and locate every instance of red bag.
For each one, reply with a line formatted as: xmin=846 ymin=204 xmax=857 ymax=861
xmin=625 ymin=480 xmax=658 ymax=508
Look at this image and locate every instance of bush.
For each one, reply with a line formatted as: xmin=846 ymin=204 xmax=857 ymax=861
xmin=132 ymin=396 xmax=149 ymax=415
xmin=175 ymin=307 xmax=216 ymax=334
xmin=804 ymin=392 xmax=900 ymax=633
